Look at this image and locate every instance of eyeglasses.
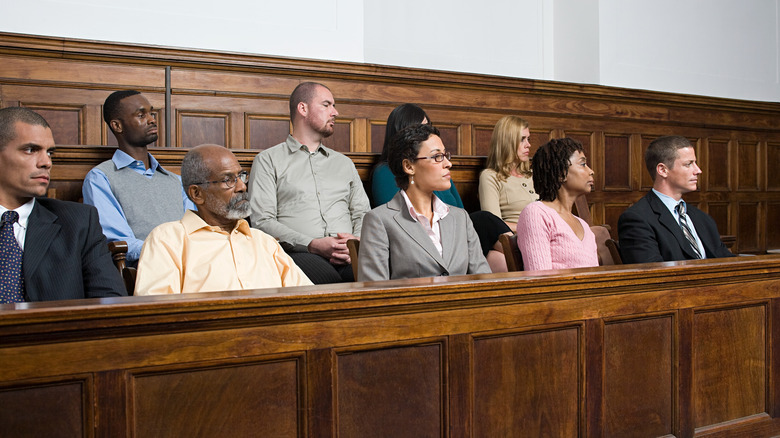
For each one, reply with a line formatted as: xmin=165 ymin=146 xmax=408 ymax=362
xmin=413 ymin=151 xmax=451 ymax=163
xmin=194 ymin=170 xmax=249 ymax=189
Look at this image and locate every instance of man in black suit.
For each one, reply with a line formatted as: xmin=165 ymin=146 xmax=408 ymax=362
xmin=0 ymin=107 xmax=126 ymax=303
xmin=618 ymin=135 xmax=734 ymax=263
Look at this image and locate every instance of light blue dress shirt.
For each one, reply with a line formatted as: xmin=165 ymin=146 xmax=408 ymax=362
xmin=82 ymin=150 xmax=196 ymax=262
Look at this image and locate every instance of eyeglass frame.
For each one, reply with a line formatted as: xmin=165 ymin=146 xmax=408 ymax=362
xmin=193 ymin=170 xmax=249 ymax=189
xmin=412 ymin=151 xmax=451 ymax=163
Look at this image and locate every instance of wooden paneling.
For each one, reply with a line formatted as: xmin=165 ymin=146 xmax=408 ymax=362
xmin=737 ymin=140 xmax=761 ymax=191
xmin=245 ymin=115 xmax=290 ymax=150
xmin=473 ymin=326 xmax=581 ymax=437
xmin=706 ymin=139 xmax=731 ymax=192
xmin=603 ymin=134 xmax=632 ymax=191
xmin=708 ymin=202 xmax=732 ymax=236
xmin=738 ymin=202 xmax=761 ymax=253
xmin=693 ymin=305 xmax=767 ymax=428
xmin=768 ymin=202 xmax=780 ymax=250
xmin=0 ymin=379 xmax=89 ymax=437
xmin=336 ymin=341 xmax=444 ymax=437
xmin=177 ymin=111 xmax=229 ymax=147
xmin=768 ymin=142 xmax=780 ymax=191
xmin=0 ymin=257 xmax=780 ymax=436
xmin=2 ymin=32 xmax=780 ymax=253
xmin=132 ymin=357 xmax=302 ymax=437
xmin=604 ymin=315 xmax=674 ymax=438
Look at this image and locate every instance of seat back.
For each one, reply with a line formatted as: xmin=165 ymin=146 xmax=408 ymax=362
xmin=108 ymin=241 xmax=137 ymax=295
xmin=498 ymin=233 xmax=524 ymax=272
xmin=347 ymin=239 xmax=360 ymax=280
xmin=591 ymin=225 xmax=621 ymax=266
xmin=605 ymin=238 xmax=623 ymax=265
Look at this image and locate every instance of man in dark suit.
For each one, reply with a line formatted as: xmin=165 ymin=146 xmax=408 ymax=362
xmin=618 ymin=135 xmax=734 ymax=263
xmin=0 ymin=107 xmax=126 ymax=303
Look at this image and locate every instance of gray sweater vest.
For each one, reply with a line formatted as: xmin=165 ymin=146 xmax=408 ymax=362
xmin=96 ymin=160 xmax=186 ymax=241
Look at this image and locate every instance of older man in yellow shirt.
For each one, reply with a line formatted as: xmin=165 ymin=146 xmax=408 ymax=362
xmin=135 ymin=144 xmax=312 ymax=295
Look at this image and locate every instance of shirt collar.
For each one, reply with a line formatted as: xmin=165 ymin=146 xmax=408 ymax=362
xmin=652 ymin=188 xmax=684 ymax=217
xmin=180 ymin=209 xmax=252 ymax=236
xmin=0 ymin=198 xmax=35 ymax=231
xmin=112 ymin=149 xmax=168 ymax=174
xmin=400 ymin=190 xmax=450 ymax=221
xmin=284 ymin=134 xmax=330 ymax=157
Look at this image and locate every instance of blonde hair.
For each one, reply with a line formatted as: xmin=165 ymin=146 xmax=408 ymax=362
xmin=485 ymin=116 xmax=531 ymax=181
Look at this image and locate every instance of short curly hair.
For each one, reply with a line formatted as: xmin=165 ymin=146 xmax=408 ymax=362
xmin=387 ymin=123 xmax=441 ymax=191
xmin=531 ymin=137 xmax=584 ymax=202
xmin=103 ymin=90 xmax=141 ymax=129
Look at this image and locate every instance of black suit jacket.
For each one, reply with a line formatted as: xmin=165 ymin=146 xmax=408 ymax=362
xmin=617 ymin=191 xmax=735 ymax=264
xmin=22 ymin=198 xmax=126 ymax=302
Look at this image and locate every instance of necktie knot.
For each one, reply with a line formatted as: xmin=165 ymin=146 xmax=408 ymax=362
xmin=2 ymin=211 xmax=19 ymax=226
xmin=675 ymin=201 xmax=686 ymax=217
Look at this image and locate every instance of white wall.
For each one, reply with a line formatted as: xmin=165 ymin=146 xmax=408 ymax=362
xmin=1 ymin=0 xmax=778 ymax=102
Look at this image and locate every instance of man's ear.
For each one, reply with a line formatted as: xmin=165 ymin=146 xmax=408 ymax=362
xmin=656 ymin=162 xmax=669 ymax=179
xmin=297 ymin=101 xmax=308 ymax=119
xmin=187 ymin=185 xmax=205 ymax=206
xmin=110 ymin=119 xmax=123 ymax=134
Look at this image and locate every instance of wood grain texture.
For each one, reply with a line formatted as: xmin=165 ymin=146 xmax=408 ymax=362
xmin=0 ymin=256 xmax=779 ymax=436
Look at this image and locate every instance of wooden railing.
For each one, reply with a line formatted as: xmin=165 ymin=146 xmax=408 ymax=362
xmin=1 ymin=255 xmax=779 ymax=437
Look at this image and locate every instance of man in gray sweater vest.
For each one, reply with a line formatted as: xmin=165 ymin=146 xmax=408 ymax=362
xmin=82 ymin=90 xmax=195 ymax=265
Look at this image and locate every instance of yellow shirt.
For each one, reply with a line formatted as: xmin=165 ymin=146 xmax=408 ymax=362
xmin=135 ymin=210 xmax=312 ymax=295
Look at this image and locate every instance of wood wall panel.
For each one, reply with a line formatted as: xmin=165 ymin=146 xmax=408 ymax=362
xmin=693 ymin=305 xmax=767 ymax=428
xmin=177 ymin=111 xmax=228 ymax=147
xmin=472 ymin=326 xmax=581 ymax=437
xmin=336 ymin=342 xmax=444 ymax=438
xmin=132 ymin=357 xmax=302 ymax=437
xmin=0 ymin=379 xmax=88 ymax=437
xmin=706 ymin=139 xmax=731 ymax=192
xmin=473 ymin=125 xmax=493 ymax=157
xmin=23 ymin=105 xmax=83 ymax=145
xmin=245 ymin=115 xmax=291 ymax=150
xmin=738 ymin=202 xmax=761 ymax=253
xmin=0 ymin=256 xmax=780 ymax=436
xmin=603 ymin=134 xmax=632 ymax=191
xmin=603 ymin=315 xmax=674 ymax=438
xmin=738 ymin=140 xmax=761 ymax=191
xmin=707 ymin=202 xmax=732 ymax=236
xmin=2 ymin=32 xmax=780 ymax=252
xmin=769 ymin=142 xmax=780 ymax=191
xmin=768 ymin=202 xmax=780 ymax=250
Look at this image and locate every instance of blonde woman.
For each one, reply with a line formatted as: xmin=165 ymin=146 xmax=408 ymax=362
xmin=479 ymin=116 xmax=538 ymax=232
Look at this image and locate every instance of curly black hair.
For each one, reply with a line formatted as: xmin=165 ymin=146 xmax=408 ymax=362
xmin=531 ymin=137 xmax=584 ymax=202
xmin=103 ymin=90 xmax=141 ymax=128
xmin=388 ymin=123 xmax=441 ymax=191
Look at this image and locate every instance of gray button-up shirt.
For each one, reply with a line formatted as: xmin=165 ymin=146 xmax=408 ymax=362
xmin=249 ymin=135 xmax=371 ymax=251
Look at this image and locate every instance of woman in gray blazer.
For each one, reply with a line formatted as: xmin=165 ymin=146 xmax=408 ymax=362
xmin=358 ymin=124 xmax=490 ymax=281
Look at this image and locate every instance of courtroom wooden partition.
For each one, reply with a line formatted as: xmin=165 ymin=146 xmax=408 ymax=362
xmin=1 ymin=256 xmax=779 ymax=437
xmin=1 ymin=32 xmax=780 ymax=253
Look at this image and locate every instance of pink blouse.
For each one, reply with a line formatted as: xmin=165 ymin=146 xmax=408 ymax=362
xmin=516 ymin=201 xmax=599 ymax=271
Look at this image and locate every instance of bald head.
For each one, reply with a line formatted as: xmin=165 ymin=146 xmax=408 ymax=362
xmin=181 ymin=144 xmax=249 ymax=225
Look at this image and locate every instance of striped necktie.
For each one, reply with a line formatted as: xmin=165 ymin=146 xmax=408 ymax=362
xmin=0 ymin=211 xmax=25 ymax=303
xmin=675 ymin=202 xmax=702 ymax=259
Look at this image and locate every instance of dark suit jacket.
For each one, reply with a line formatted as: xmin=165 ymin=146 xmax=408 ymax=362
xmin=23 ymin=198 xmax=126 ymax=301
xmin=617 ymin=191 xmax=734 ymax=264
xmin=357 ymin=192 xmax=490 ymax=281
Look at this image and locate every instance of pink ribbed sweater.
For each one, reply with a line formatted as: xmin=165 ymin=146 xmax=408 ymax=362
xmin=516 ymin=201 xmax=599 ymax=271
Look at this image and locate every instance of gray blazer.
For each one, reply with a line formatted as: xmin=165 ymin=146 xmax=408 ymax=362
xmin=358 ymin=192 xmax=490 ymax=281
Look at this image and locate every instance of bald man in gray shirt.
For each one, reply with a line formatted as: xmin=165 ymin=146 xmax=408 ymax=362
xmin=249 ymin=82 xmax=370 ymax=284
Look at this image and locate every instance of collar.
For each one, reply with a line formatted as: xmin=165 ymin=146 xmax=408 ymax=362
xmin=400 ymin=190 xmax=450 ymax=221
xmin=112 ymin=149 xmax=168 ymax=174
xmin=180 ymin=210 xmax=252 ymax=236
xmin=0 ymin=198 xmax=35 ymax=231
xmin=652 ymin=188 xmax=684 ymax=218
xmin=284 ymin=134 xmax=330 ymax=157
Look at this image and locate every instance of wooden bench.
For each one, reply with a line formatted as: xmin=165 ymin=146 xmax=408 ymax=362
xmin=1 ymin=255 xmax=779 ymax=437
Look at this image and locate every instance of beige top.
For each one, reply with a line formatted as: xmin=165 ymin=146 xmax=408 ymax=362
xmin=478 ymin=169 xmax=538 ymax=225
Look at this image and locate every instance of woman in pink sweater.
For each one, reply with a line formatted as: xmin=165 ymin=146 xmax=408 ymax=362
xmin=516 ymin=138 xmax=599 ymax=271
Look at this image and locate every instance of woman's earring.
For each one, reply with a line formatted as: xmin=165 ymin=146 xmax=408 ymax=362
xmin=410 ymin=175 xmax=415 ymax=185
